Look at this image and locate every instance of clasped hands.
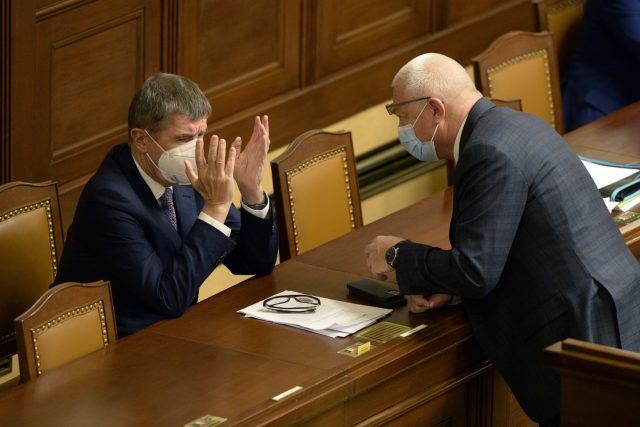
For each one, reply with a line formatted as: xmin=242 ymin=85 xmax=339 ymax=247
xmin=185 ymin=115 xmax=270 ymax=222
xmin=364 ymin=235 xmax=454 ymax=313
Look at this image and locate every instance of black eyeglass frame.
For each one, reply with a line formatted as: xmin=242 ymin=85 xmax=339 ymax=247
xmin=263 ymin=294 xmax=321 ymax=313
xmin=385 ymin=96 xmax=431 ymax=115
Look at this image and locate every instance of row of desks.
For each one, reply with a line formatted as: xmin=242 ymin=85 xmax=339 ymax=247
xmin=1 ymin=102 xmax=639 ymax=426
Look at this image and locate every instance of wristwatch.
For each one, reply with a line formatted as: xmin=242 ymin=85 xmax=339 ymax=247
xmin=385 ymin=241 xmax=405 ymax=269
xmin=243 ymin=192 xmax=268 ymax=210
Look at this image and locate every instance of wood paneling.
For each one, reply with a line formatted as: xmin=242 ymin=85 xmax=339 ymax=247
xmin=8 ymin=0 xmax=161 ymax=228
xmin=4 ymin=0 xmax=535 ymax=228
xmin=1 ymin=0 xmax=9 ymax=183
xmin=313 ymin=0 xmax=432 ymax=79
xmin=545 ymin=339 xmax=640 ymax=427
xmin=435 ymin=0 xmax=512 ymax=29
xmin=179 ymin=0 xmax=301 ymax=119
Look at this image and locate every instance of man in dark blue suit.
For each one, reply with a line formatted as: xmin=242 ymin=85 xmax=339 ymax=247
xmin=365 ymin=54 xmax=640 ymax=426
xmin=562 ymin=0 xmax=640 ymax=131
xmin=55 ymin=73 xmax=278 ymax=337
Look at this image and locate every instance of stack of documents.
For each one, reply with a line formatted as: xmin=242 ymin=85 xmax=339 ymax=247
xmin=238 ymin=290 xmax=392 ymax=338
xmin=581 ymin=157 xmax=640 ymax=212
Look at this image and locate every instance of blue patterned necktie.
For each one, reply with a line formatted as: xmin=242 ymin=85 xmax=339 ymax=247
xmin=159 ymin=187 xmax=177 ymax=230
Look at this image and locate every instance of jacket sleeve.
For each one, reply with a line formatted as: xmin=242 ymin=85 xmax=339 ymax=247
xmin=222 ymin=199 xmax=279 ymax=276
xmin=396 ymin=143 xmax=528 ymax=299
xmin=92 ymin=190 xmax=235 ymax=317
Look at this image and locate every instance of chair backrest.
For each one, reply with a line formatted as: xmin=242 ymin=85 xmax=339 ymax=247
xmin=0 ymin=181 xmax=64 ymax=360
xmin=14 ymin=280 xmax=117 ymax=382
xmin=534 ymin=0 xmax=584 ymax=73
xmin=473 ymin=31 xmax=564 ymax=134
xmin=270 ymin=129 xmax=363 ymax=261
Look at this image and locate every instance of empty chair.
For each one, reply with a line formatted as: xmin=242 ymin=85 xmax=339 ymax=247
xmin=534 ymin=0 xmax=584 ymax=73
xmin=14 ymin=280 xmax=117 ymax=382
xmin=270 ymin=130 xmax=362 ymax=261
xmin=0 ymin=181 xmax=64 ymax=361
xmin=473 ymin=31 xmax=564 ymax=133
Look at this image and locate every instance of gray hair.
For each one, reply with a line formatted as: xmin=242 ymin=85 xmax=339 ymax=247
xmin=392 ymin=53 xmax=476 ymax=103
xmin=127 ymin=73 xmax=211 ymax=135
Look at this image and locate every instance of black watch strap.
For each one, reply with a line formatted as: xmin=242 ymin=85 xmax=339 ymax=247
xmin=243 ymin=192 xmax=268 ymax=210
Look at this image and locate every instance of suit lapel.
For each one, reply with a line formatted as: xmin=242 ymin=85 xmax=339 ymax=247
xmin=173 ymin=186 xmax=198 ymax=237
xmin=112 ymin=143 xmax=183 ymax=244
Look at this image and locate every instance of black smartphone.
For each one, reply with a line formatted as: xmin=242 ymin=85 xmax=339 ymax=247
xmin=346 ymin=279 xmax=407 ymax=308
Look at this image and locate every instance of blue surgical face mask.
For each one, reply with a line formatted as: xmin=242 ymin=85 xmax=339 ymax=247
xmin=398 ymin=102 xmax=439 ymax=162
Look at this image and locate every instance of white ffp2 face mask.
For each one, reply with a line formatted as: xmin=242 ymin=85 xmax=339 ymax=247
xmin=145 ymin=130 xmax=197 ymax=185
xmin=398 ymin=102 xmax=439 ymax=162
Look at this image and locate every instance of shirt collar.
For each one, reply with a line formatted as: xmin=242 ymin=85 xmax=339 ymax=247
xmin=453 ymin=115 xmax=469 ymax=165
xmin=132 ymin=152 xmax=168 ymax=200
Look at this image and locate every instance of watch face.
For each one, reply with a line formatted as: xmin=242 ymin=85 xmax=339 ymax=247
xmin=385 ymin=246 xmax=396 ymax=266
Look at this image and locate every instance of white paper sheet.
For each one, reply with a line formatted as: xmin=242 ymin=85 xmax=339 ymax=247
xmin=238 ymin=290 xmax=392 ymax=338
xmin=581 ymin=160 xmax=638 ymax=189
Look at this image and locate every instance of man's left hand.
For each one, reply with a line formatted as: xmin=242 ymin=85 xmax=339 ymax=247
xmin=407 ymin=294 xmax=454 ymax=312
xmin=232 ymin=115 xmax=270 ymax=204
xmin=365 ymin=235 xmax=405 ymax=280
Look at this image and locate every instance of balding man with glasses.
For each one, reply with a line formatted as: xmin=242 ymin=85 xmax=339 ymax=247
xmin=365 ymin=53 xmax=640 ymax=427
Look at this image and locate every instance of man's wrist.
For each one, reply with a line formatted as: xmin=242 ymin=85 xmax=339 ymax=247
xmin=385 ymin=240 xmax=407 ymax=269
xmin=202 ymin=200 xmax=232 ymax=223
xmin=242 ymin=192 xmax=268 ymax=209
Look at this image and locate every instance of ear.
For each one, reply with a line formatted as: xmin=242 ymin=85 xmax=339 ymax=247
xmin=428 ymin=98 xmax=446 ymax=121
xmin=130 ymin=128 xmax=148 ymax=153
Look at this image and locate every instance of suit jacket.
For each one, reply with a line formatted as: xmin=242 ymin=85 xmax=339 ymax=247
xmin=561 ymin=0 xmax=640 ymax=131
xmin=55 ymin=143 xmax=279 ymax=337
xmin=395 ymin=98 xmax=640 ymax=422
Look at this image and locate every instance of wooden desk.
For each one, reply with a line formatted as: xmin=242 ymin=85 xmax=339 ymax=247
xmin=563 ymin=101 xmax=640 ymax=164
xmin=296 ymin=187 xmax=453 ymax=277
xmin=0 ymin=259 xmax=490 ymax=426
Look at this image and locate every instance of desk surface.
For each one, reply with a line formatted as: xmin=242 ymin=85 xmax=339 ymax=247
xmin=563 ymin=101 xmax=640 ymax=164
xmin=1 ymin=101 xmax=639 ymax=426
xmin=0 ymin=259 xmax=483 ymax=426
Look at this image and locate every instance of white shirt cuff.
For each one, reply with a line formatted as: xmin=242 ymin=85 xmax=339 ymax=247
xmin=240 ymin=198 xmax=270 ymax=219
xmin=198 ymin=212 xmax=231 ymax=237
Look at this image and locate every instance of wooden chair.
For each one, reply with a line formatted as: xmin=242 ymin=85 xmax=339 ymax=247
xmin=0 ymin=181 xmax=64 ymax=361
xmin=270 ymin=130 xmax=363 ymax=261
xmin=14 ymin=280 xmax=117 ymax=382
xmin=473 ymin=31 xmax=564 ymax=134
xmin=534 ymin=0 xmax=584 ymax=73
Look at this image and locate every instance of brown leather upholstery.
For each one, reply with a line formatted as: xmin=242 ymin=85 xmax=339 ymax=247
xmin=271 ymin=130 xmax=362 ymax=261
xmin=14 ymin=280 xmax=117 ymax=382
xmin=534 ymin=0 xmax=584 ymax=73
xmin=473 ymin=31 xmax=564 ymax=134
xmin=0 ymin=181 xmax=64 ymax=360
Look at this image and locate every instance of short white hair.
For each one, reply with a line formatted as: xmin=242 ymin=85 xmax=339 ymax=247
xmin=392 ymin=53 xmax=475 ymax=103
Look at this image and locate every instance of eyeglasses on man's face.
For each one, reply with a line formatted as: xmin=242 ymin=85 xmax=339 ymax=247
xmin=263 ymin=294 xmax=321 ymax=313
xmin=385 ymin=96 xmax=431 ymax=115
